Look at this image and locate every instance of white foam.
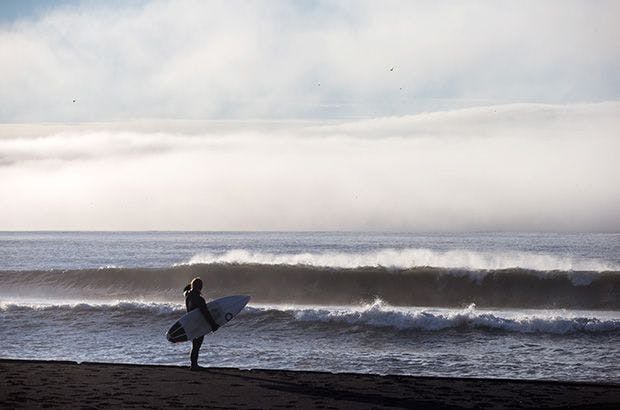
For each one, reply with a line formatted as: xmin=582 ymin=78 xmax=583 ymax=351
xmin=0 ymin=300 xmax=184 ymax=316
xmin=184 ymin=248 xmax=618 ymax=273
xmin=247 ymin=300 xmax=620 ymax=334
xmin=3 ymin=299 xmax=618 ymax=335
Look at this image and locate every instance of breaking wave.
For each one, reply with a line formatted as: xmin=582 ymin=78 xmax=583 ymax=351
xmin=0 ymin=300 xmax=184 ymax=319
xmin=184 ymin=248 xmax=619 ymax=274
xmin=0 ymin=261 xmax=618 ymax=309
xmin=250 ymin=301 xmax=620 ymax=335
xmin=2 ymin=300 xmax=618 ymax=335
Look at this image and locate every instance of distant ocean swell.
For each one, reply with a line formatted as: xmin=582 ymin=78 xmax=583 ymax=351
xmin=1 ymin=300 xmax=618 ymax=335
xmin=1 ymin=263 xmax=617 ymax=309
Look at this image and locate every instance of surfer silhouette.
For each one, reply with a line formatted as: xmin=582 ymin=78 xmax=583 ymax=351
xmin=183 ymin=277 xmax=219 ymax=370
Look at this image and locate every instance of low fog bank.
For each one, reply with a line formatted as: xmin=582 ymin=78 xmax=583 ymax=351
xmin=0 ymin=103 xmax=618 ymax=231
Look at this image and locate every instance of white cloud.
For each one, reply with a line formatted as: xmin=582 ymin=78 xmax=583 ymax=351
xmin=1 ymin=0 xmax=619 ymax=121
xmin=0 ymin=103 xmax=618 ymax=231
xmin=1 ymin=2 xmax=618 ymax=231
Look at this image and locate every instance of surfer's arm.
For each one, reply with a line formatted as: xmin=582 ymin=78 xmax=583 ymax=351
xmin=199 ymin=304 xmax=220 ymax=331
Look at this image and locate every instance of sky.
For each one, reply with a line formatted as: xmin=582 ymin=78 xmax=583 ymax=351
xmin=0 ymin=0 xmax=619 ymax=231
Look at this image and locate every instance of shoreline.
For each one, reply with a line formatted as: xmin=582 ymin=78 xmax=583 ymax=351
xmin=1 ymin=359 xmax=619 ymax=409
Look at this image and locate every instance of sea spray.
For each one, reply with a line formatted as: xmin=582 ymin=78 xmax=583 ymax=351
xmin=184 ymin=248 xmax=619 ymax=274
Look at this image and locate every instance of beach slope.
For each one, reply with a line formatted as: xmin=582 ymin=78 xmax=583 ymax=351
xmin=1 ymin=359 xmax=618 ymax=409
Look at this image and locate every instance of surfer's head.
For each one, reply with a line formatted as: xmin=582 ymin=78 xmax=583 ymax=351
xmin=190 ymin=277 xmax=203 ymax=292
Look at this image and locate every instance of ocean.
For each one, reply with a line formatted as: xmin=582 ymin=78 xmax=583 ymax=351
xmin=0 ymin=231 xmax=618 ymax=382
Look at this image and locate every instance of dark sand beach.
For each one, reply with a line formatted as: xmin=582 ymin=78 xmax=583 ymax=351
xmin=1 ymin=359 xmax=618 ymax=409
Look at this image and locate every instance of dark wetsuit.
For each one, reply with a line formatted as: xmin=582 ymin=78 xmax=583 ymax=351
xmin=184 ymin=289 xmax=219 ymax=367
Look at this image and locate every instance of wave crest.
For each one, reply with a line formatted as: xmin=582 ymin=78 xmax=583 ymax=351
xmin=3 ymin=300 xmax=618 ymax=335
xmin=1 ymin=262 xmax=618 ymax=309
xmin=183 ymin=248 xmax=619 ymax=274
xmin=0 ymin=301 xmax=184 ymax=316
xmin=247 ymin=300 xmax=620 ymax=335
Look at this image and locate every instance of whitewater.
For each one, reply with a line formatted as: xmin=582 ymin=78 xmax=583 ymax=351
xmin=0 ymin=231 xmax=618 ymax=382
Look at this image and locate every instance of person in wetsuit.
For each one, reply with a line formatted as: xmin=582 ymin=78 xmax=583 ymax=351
xmin=183 ymin=277 xmax=219 ymax=370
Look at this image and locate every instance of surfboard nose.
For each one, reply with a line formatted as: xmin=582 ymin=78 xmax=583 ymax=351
xmin=229 ymin=295 xmax=251 ymax=307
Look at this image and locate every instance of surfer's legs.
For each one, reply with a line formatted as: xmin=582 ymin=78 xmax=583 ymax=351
xmin=190 ymin=336 xmax=204 ymax=368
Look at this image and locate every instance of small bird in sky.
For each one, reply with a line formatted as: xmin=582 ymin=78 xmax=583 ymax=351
xmin=389 ymin=67 xmax=394 ymax=72
xmin=72 ymin=99 xmax=77 ymax=103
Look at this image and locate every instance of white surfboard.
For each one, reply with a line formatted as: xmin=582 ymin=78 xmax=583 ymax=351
xmin=166 ymin=295 xmax=250 ymax=343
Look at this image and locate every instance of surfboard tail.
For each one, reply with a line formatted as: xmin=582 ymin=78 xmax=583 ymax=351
xmin=166 ymin=321 xmax=188 ymax=343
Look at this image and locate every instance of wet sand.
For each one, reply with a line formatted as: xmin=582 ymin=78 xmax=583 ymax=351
xmin=1 ymin=359 xmax=618 ymax=409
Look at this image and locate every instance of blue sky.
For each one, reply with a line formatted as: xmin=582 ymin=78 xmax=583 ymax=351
xmin=0 ymin=0 xmax=145 ymax=23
